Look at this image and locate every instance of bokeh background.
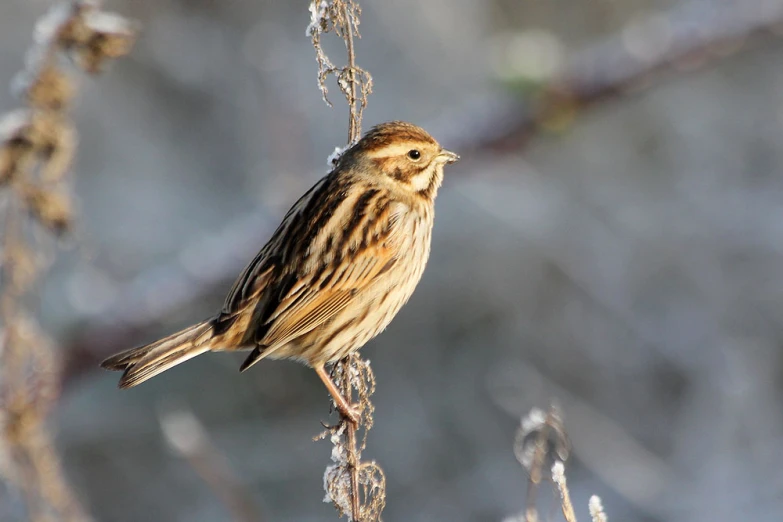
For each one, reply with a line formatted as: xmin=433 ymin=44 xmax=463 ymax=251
xmin=3 ymin=0 xmax=783 ymax=520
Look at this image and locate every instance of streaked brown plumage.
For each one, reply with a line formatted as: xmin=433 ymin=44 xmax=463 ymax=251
xmin=101 ymin=121 xmax=458 ymax=422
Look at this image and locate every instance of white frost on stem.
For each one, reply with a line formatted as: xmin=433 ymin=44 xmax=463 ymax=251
xmin=306 ymin=0 xmax=330 ymax=37
xmin=322 ymin=423 xmax=353 ymax=513
xmin=327 ymin=145 xmax=347 ymax=168
xmin=589 ymin=495 xmax=608 ymax=522
xmin=552 ymin=460 xmax=566 ymax=485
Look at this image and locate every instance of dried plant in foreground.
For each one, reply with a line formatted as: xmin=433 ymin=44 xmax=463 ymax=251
xmin=504 ymin=405 xmax=609 ymax=522
xmin=315 ymin=355 xmax=385 ymax=521
xmin=0 ymin=2 xmax=136 ymax=520
xmin=307 ymin=2 xmax=384 ymax=520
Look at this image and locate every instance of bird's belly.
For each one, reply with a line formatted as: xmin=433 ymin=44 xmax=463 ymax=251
xmin=268 ymin=211 xmax=432 ymax=366
xmin=295 ymin=260 xmax=428 ymax=364
xmin=302 ymin=277 xmax=418 ymax=363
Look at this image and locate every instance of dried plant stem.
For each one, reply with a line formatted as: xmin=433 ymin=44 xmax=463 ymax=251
xmin=552 ymin=461 xmax=577 ymax=522
xmin=341 ymin=366 xmax=361 ymax=521
xmin=339 ymin=4 xmax=361 ymax=519
xmin=0 ymin=2 xmax=137 ymax=519
xmin=317 ymin=356 xmax=384 ymax=521
xmin=307 ymin=1 xmax=383 ymax=520
xmin=342 ymin=2 xmax=359 ymax=143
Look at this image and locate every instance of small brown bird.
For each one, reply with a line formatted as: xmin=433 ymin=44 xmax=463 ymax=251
xmin=101 ymin=121 xmax=458 ymax=423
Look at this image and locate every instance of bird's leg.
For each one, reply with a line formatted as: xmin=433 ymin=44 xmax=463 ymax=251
xmin=314 ymin=363 xmax=360 ymax=425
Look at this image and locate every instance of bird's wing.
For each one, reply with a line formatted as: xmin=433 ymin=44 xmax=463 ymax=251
xmin=217 ymin=173 xmax=408 ymax=355
xmin=260 ymin=193 xmax=408 ymax=345
xmin=218 ymin=176 xmax=335 ymax=319
xmin=258 ymin=235 xmax=400 ymax=349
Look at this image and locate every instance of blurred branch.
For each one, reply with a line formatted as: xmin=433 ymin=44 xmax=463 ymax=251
xmin=449 ymin=0 xmax=783 ymax=154
xmin=0 ymin=1 xmax=137 ymax=520
xmin=159 ymin=408 xmax=265 ymax=522
xmin=61 ymin=0 xmax=783 ymax=382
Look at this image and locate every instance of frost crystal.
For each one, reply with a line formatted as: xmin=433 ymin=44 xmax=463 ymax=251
xmin=551 ymin=460 xmax=565 ymax=484
xmin=327 ymin=145 xmax=347 ymax=168
xmin=589 ymin=495 xmax=608 ymax=522
xmin=82 ymin=10 xmax=138 ymax=36
xmin=306 ymin=0 xmax=330 ymax=37
xmin=0 ymin=110 xmax=32 ymax=140
xmin=33 ymin=3 xmax=74 ymax=46
xmin=521 ymin=407 xmax=546 ymax=434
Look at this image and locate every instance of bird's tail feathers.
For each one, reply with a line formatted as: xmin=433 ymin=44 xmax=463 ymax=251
xmin=101 ymin=320 xmax=214 ymax=388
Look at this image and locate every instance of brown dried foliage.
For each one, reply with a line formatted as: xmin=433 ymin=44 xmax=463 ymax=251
xmin=0 ymin=2 xmax=137 ymax=520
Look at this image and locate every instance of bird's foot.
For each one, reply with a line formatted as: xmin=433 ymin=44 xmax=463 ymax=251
xmin=337 ymin=402 xmax=361 ymax=426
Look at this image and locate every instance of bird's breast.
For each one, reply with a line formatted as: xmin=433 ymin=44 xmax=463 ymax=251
xmin=299 ymin=207 xmax=433 ymax=364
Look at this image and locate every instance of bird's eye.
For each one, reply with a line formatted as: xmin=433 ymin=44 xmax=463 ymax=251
xmin=407 ymin=149 xmax=421 ymax=160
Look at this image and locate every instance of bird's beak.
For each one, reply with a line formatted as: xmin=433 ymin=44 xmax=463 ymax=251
xmin=438 ymin=149 xmax=460 ymax=165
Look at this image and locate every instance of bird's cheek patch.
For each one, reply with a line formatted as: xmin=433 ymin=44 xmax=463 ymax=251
xmin=407 ymin=165 xmax=435 ymax=192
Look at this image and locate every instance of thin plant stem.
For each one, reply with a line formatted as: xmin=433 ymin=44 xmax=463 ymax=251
xmin=340 ymin=6 xmax=361 ymax=519
xmin=343 ymin=2 xmax=358 ymax=143
xmin=341 ymin=365 xmax=360 ymax=522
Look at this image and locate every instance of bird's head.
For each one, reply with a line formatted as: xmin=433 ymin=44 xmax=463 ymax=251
xmin=340 ymin=121 xmax=459 ymax=200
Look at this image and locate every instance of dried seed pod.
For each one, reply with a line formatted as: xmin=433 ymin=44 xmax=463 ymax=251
xmin=0 ymin=146 xmax=12 ymax=184
xmin=14 ymin=60 xmax=75 ymax=111
xmin=0 ymin=142 xmax=29 ymax=185
xmin=38 ymin=119 xmax=76 ymax=182
xmin=28 ymin=111 xmax=67 ymax=149
xmin=0 ymin=110 xmax=37 ymax=184
xmin=24 ymin=112 xmax=75 ymax=180
xmin=0 ymin=111 xmax=75 ymax=184
xmin=23 ymin=186 xmax=73 ymax=235
xmin=4 ymin=242 xmax=39 ymax=293
xmin=34 ymin=2 xmax=92 ymax=50
xmin=33 ymin=3 xmax=137 ymax=73
xmin=74 ymin=11 xmax=138 ymax=73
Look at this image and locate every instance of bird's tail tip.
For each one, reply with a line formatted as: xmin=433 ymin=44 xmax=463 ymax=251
xmin=101 ymin=320 xmax=214 ymax=388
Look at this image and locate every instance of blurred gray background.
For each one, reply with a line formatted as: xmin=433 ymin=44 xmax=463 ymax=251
xmin=3 ymin=0 xmax=783 ymax=520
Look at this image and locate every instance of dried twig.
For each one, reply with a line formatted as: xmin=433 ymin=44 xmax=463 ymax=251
xmin=0 ymin=2 xmax=137 ymax=520
xmin=551 ymin=461 xmax=577 ymax=522
xmin=306 ymin=1 xmax=382 ymax=520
